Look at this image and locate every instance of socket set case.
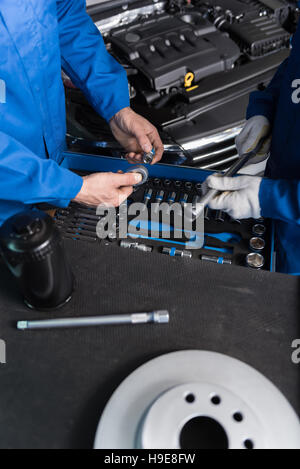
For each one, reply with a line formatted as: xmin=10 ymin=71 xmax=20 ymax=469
xmin=58 ymin=152 xmax=275 ymax=272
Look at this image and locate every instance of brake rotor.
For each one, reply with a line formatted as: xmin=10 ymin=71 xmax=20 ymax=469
xmin=94 ymin=351 xmax=300 ymax=449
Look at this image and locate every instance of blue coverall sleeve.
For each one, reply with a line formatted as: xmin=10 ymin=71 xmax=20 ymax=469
xmin=56 ymin=0 xmax=130 ymax=122
xmin=247 ymin=58 xmax=289 ymax=124
xmin=0 ymin=131 xmax=83 ymax=207
xmin=260 ymin=178 xmax=300 ymax=225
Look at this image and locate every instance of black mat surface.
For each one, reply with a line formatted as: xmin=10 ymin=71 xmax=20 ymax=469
xmin=0 ymin=239 xmax=299 ymax=449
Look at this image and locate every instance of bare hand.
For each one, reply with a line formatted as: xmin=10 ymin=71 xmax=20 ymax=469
xmin=109 ymin=107 xmax=164 ymax=164
xmin=73 ymin=172 xmax=142 ymax=207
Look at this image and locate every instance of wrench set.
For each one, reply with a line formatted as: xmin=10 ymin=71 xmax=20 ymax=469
xmin=54 ymin=175 xmax=272 ymax=271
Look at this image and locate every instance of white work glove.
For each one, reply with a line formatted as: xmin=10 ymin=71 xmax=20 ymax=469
xmin=236 ymin=116 xmax=271 ymax=165
xmin=206 ymin=174 xmax=263 ymax=220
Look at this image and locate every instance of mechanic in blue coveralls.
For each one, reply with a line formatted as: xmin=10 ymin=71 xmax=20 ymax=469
xmin=205 ymin=19 xmax=300 ymax=275
xmin=0 ymin=1 xmax=163 ymax=225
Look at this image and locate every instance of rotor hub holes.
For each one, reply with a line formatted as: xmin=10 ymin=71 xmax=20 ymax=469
xmin=180 ymin=417 xmax=229 ymax=450
xmin=185 ymin=393 xmax=196 ymax=404
xmin=211 ymin=395 xmax=222 ymax=405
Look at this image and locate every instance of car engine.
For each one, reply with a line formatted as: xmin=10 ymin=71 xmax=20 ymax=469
xmin=66 ymin=0 xmax=299 ymax=170
xmin=99 ymin=0 xmax=295 ymax=104
xmin=109 ymin=11 xmax=240 ymax=95
xmin=201 ymin=0 xmax=293 ymax=58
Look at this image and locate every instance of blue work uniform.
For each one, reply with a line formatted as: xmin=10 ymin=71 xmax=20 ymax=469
xmin=0 ymin=0 xmax=129 ymax=223
xmin=247 ymin=20 xmax=300 ymax=274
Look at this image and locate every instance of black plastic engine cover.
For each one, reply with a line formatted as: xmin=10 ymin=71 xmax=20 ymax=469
xmin=109 ymin=12 xmax=240 ymax=91
xmin=227 ymin=16 xmax=290 ymax=57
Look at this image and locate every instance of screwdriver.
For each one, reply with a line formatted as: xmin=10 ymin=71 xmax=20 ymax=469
xmin=17 ymin=311 xmax=170 ymax=330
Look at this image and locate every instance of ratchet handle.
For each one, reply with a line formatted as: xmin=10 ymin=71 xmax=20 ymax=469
xmin=224 ymin=152 xmax=252 ymax=177
xmin=196 ymin=188 xmax=219 ymax=209
xmin=186 ymin=136 xmax=268 ymax=220
xmin=201 ymin=153 xmax=253 ymax=207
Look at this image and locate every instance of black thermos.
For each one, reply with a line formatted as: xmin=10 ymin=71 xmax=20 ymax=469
xmin=0 ymin=210 xmax=73 ymax=310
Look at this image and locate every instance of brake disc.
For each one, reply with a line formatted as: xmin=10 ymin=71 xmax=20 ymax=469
xmin=94 ymin=351 xmax=300 ymax=449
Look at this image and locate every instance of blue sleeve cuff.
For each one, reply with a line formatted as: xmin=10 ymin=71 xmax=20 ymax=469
xmin=259 ymin=178 xmax=276 ymax=219
xmin=52 ymin=168 xmax=83 ymax=208
xmin=259 ymin=177 xmax=300 ymax=225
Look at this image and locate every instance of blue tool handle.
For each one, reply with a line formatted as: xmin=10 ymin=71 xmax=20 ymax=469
xmin=205 ymin=232 xmax=241 ymax=244
xmin=203 ymin=245 xmax=233 ymax=254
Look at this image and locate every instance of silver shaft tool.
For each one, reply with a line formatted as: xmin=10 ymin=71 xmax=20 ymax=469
xmin=186 ymin=137 xmax=268 ymax=221
xmin=120 ymin=240 xmax=153 ymax=252
xmin=17 ymin=311 xmax=170 ymax=331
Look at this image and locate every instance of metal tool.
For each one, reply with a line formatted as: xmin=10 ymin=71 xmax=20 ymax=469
xmin=143 ymin=147 xmax=156 ymax=164
xmin=163 ymin=179 xmax=172 ymax=188
xmin=200 ymin=254 xmax=232 ymax=265
xmin=195 ymin=183 xmax=202 ymax=193
xmin=162 ymin=247 xmax=192 ymax=258
xmin=204 ymin=207 xmax=210 ymax=221
xmin=185 ymin=137 xmax=268 ymax=221
xmin=192 ymin=195 xmax=199 ymax=207
xmin=126 ymin=165 xmax=149 ymax=188
xmin=153 ymin=190 xmax=165 ymax=214
xmin=17 ymin=310 xmax=169 ymax=331
xmin=120 ymin=240 xmax=153 ymax=252
xmin=118 ymin=199 xmax=132 ymax=222
xmin=180 ymin=193 xmax=189 ymax=207
xmin=155 ymin=190 xmax=165 ymax=204
xmin=174 ymin=180 xmax=183 ymax=189
xmin=252 ymin=224 xmax=266 ymax=236
xmin=246 ymin=252 xmax=265 ymax=269
xmin=167 ymin=192 xmax=177 ymax=205
xmin=144 ymin=188 xmax=153 ymax=207
xmin=215 ymin=210 xmax=226 ymax=223
xmin=249 ymin=237 xmax=265 ymax=252
xmin=184 ymin=181 xmax=193 ymax=191
xmin=94 ymin=351 xmax=300 ymax=449
xmin=127 ymin=229 xmax=204 ymax=250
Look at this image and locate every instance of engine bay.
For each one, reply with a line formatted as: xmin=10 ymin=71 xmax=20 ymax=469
xmin=66 ymin=0 xmax=299 ymax=170
xmin=109 ymin=11 xmax=240 ymax=94
xmin=97 ymin=0 xmax=296 ymax=105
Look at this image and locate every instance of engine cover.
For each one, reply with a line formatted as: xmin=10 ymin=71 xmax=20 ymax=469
xmin=109 ymin=12 xmax=240 ymax=91
xmin=227 ymin=15 xmax=291 ymax=57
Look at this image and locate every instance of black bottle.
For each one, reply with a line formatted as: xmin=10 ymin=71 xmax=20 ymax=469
xmin=0 ymin=210 xmax=73 ymax=310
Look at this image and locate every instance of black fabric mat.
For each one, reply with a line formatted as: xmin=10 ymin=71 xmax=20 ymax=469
xmin=0 ymin=239 xmax=299 ymax=449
